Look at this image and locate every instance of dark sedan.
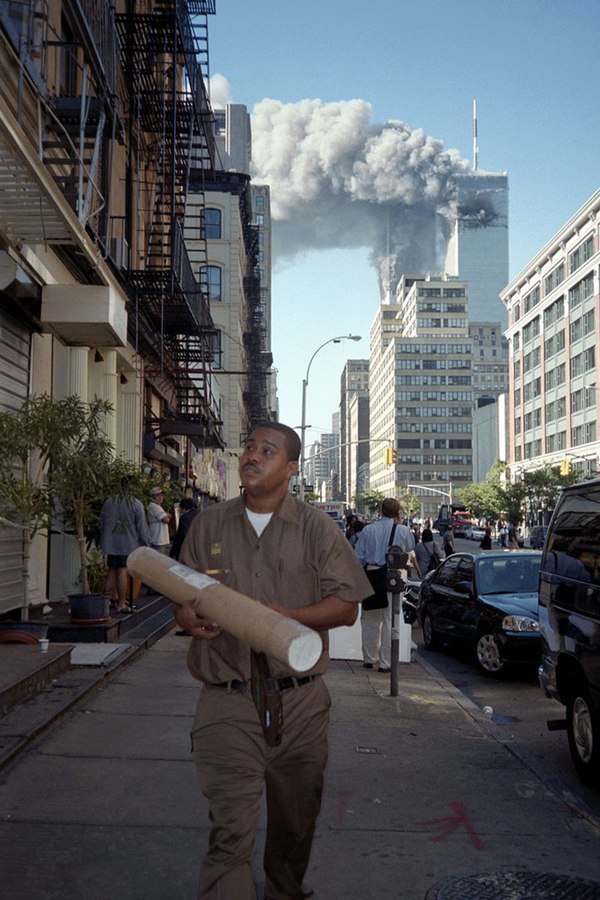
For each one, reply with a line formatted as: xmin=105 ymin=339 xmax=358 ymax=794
xmin=419 ymin=550 xmax=542 ymax=675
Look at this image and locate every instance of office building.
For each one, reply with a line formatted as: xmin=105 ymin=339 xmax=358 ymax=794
xmin=502 ymin=189 xmax=600 ymax=482
xmin=368 ymin=275 xmax=473 ymax=520
xmin=445 ymin=171 xmax=509 ymax=329
xmin=339 ymin=360 xmax=369 ymax=503
xmin=468 ymin=321 xmax=509 ymax=403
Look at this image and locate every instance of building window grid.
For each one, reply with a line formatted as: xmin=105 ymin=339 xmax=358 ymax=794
xmin=568 ymin=234 xmax=594 ymax=274
xmin=544 ymin=262 xmax=565 ymax=295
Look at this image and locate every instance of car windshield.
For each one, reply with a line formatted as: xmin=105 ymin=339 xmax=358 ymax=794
xmin=477 ymin=556 xmax=540 ymax=594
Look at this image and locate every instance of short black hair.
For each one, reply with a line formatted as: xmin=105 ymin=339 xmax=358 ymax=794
xmin=251 ymin=423 xmax=301 ymax=462
xmin=179 ymin=497 xmax=196 ymax=510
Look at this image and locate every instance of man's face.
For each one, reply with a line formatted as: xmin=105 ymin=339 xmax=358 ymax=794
xmin=239 ymin=428 xmax=298 ymax=497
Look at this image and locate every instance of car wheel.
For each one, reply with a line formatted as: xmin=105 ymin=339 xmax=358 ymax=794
xmin=475 ymin=632 xmax=505 ymax=676
xmin=421 ymin=607 xmax=439 ymax=650
xmin=566 ymin=685 xmax=600 ymax=787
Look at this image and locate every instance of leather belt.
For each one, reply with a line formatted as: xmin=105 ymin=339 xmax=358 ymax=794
xmin=212 ymin=675 xmax=316 ymax=692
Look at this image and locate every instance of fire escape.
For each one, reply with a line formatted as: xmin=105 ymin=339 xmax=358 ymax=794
xmin=115 ymin=0 xmax=222 ymax=447
xmin=239 ymin=187 xmax=272 ymax=427
xmin=0 ymin=0 xmax=122 ymax=282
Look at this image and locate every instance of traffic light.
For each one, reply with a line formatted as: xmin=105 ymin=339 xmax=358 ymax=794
xmin=559 ymin=459 xmax=572 ymax=476
xmin=384 ymin=447 xmax=396 ymax=465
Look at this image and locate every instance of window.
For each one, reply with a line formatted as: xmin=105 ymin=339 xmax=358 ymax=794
xmin=4 ymin=1 xmax=31 ymax=44
xmin=544 ymin=296 xmax=565 ymax=328
xmin=201 ymin=208 xmax=222 ymax=240
xmin=523 ymin=285 xmax=540 ymax=314
xmin=569 ymin=235 xmax=594 ymax=274
xmin=59 ymin=14 xmax=78 ymax=96
xmin=585 ymin=346 xmax=595 ymax=371
xmin=544 ymin=262 xmax=565 ymax=294
xmin=545 ymin=329 xmax=565 ymax=358
xmin=200 ymin=266 xmax=222 ymax=302
xmin=569 ymin=273 xmax=594 ymax=309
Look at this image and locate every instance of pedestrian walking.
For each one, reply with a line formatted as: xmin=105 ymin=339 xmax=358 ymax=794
xmin=174 ymin=422 xmax=372 ymax=899
xmin=354 ymin=498 xmax=415 ymax=673
xmin=443 ymin=525 xmax=456 ymax=556
xmin=99 ymin=475 xmax=149 ymax=614
xmin=479 ymin=526 xmax=493 ymax=550
xmin=415 ymin=528 xmax=442 ymax=576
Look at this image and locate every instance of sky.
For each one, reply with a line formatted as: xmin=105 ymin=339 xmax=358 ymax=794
xmin=207 ymin=0 xmax=600 ymax=446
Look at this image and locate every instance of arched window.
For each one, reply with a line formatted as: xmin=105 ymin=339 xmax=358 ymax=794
xmin=201 ymin=266 xmax=222 ymax=302
xmin=201 ymin=208 xmax=222 ymax=239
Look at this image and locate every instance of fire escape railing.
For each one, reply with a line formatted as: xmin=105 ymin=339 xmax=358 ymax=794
xmin=115 ymin=1 xmax=221 ymax=446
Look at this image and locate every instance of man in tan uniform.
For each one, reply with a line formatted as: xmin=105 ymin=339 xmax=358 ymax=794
xmin=175 ymin=423 xmax=372 ymax=900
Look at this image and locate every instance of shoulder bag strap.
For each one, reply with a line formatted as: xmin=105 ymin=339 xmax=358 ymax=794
xmin=387 ymin=522 xmax=398 ymax=549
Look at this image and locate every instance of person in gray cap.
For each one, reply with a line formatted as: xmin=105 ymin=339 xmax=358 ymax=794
xmin=147 ymin=485 xmax=172 ymax=554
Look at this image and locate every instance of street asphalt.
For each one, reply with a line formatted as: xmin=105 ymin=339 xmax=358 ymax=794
xmin=1 ymin=630 xmax=600 ymax=899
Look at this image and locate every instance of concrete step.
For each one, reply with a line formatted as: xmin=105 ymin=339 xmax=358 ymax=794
xmin=0 ymin=599 xmax=175 ymax=771
xmin=0 ymin=644 xmax=72 ymax=717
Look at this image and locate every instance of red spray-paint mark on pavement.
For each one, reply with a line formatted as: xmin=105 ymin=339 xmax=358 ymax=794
xmin=419 ymin=800 xmax=486 ymax=851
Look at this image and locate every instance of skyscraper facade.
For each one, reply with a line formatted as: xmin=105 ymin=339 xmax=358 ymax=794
xmin=339 ymin=359 xmax=369 ymax=503
xmin=502 ymin=189 xmax=600 ymax=483
xmin=369 ymin=275 xmax=473 ymax=520
xmin=444 ymin=171 xmax=509 ymax=329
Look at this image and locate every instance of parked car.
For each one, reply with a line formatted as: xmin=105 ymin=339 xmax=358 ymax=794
xmin=528 ymin=525 xmax=548 ymax=549
xmin=465 ymin=525 xmax=486 ymax=541
xmin=419 ymin=550 xmax=542 ymax=675
xmin=539 ymin=480 xmax=600 ymax=787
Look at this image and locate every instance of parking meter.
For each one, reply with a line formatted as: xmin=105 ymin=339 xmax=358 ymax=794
xmin=386 ymin=548 xmax=408 ymax=696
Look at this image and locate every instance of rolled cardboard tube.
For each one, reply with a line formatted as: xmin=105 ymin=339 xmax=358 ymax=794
xmin=127 ymin=546 xmax=322 ymax=672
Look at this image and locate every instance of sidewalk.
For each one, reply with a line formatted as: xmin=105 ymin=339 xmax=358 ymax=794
xmin=1 ymin=631 xmax=600 ymax=899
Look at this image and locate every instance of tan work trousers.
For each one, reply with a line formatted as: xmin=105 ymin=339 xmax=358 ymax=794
xmin=192 ymin=676 xmax=330 ymax=900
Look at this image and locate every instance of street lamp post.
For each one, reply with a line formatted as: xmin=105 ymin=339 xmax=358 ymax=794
xmin=299 ymin=334 xmax=361 ymax=501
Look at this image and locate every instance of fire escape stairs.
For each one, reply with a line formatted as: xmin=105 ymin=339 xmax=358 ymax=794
xmin=114 ymin=1 xmax=221 ymax=447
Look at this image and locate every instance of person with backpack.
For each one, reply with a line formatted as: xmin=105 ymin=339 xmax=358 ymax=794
xmin=354 ymin=498 xmax=415 ymax=672
xmin=415 ymin=528 xmax=442 ymax=577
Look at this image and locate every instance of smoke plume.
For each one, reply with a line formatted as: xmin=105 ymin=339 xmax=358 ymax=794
xmin=249 ymin=97 xmax=471 ymax=296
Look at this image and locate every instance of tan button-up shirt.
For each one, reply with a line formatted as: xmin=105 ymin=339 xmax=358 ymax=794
xmin=180 ymin=492 xmax=372 ymax=682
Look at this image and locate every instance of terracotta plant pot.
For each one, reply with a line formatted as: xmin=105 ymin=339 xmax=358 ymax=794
xmin=0 ymin=622 xmax=49 ymax=644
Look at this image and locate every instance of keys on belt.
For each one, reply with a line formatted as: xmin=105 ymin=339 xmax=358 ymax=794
xmin=214 ymin=675 xmax=315 ymax=692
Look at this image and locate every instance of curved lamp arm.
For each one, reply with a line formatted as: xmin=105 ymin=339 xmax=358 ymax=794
xmin=299 ymin=334 xmax=361 ymax=501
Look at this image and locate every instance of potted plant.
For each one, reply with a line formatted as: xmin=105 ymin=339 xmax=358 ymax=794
xmin=47 ymin=396 xmax=116 ymax=622
xmin=0 ymin=395 xmax=72 ymax=620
